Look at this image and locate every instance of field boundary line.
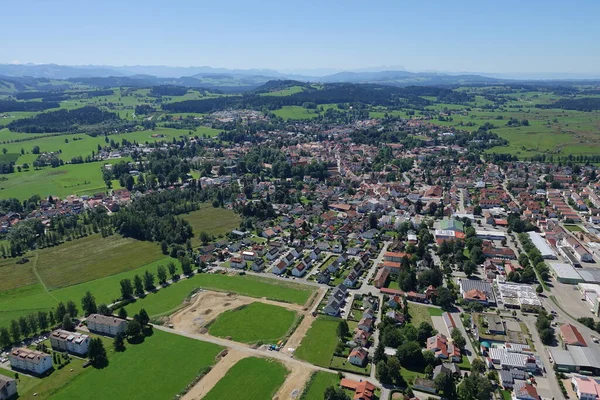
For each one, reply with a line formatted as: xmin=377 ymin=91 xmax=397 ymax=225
xmin=31 ymin=251 xmax=60 ymax=303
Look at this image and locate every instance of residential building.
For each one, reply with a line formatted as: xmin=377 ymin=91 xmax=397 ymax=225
xmin=0 ymin=376 xmax=17 ymax=400
xmin=512 ymin=382 xmax=540 ymax=400
xmin=340 ymin=379 xmax=376 ymax=400
xmin=86 ymin=314 xmax=127 ymax=336
xmin=50 ymin=329 xmax=90 ymax=355
xmin=229 ymin=257 xmax=246 ymax=269
xmin=348 ymin=347 xmax=369 ymax=367
xmin=426 ymin=334 xmax=461 ymax=362
xmin=571 ymin=375 xmax=600 ymax=400
xmin=9 ymin=348 xmax=53 ymax=375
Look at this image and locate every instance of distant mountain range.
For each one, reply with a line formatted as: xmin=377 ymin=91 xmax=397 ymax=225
xmin=1 ymin=63 xmax=599 ymax=93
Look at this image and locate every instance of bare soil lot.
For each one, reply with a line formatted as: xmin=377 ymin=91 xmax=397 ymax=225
xmin=169 ymin=290 xmax=305 ymax=335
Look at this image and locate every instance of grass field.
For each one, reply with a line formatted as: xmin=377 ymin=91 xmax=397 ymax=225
xmin=0 ymin=158 xmax=126 ymax=200
xmin=260 ymin=86 xmax=305 ymax=96
xmin=0 ymin=234 xmax=164 ymax=292
xmin=295 ymin=315 xmax=340 ymax=367
xmin=125 ymin=273 xmax=314 ymax=317
xmin=0 ymin=257 xmax=179 ymax=330
xmin=273 ymin=106 xmax=319 ymax=120
xmin=208 ymin=302 xmax=297 ymax=343
xmin=301 ymin=371 xmax=339 ymax=400
xmin=52 ymin=329 xmax=223 ymax=400
xmin=182 ymin=204 xmax=241 ymax=246
xmin=203 ymin=357 xmax=288 ymax=400
xmin=408 ymin=303 xmax=433 ymax=327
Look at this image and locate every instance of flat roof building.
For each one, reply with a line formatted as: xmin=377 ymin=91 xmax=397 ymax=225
xmin=550 ymin=346 xmax=600 ymax=375
xmin=549 ymin=262 xmax=584 ymax=284
xmin=527 ymin=232 xmax=558 ymax=259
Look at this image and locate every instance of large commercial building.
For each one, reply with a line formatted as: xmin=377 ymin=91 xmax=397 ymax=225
xmin=496 ymin=281 xmax=543 ymax=312
xmin=549 ymin=262 xmax=584 ymax=284
xmin=550 ymin=346 xmax=600 ymax=375
xmin=9 ymin=348 xmax=53 ymax=375
xmin=50 ymin=329 xmax=90 ymax=355
xmin=527 ymin=232 xmax=558 ymax=259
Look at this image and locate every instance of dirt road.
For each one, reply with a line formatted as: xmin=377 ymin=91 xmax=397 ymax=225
xmin=272 ymin=364 xmax=313 ymax=400
xmin=182 ymin=349 xmax=248 ymax=400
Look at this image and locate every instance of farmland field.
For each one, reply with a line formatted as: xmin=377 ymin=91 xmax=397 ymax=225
xmin=0 ymin=158 xmax=126 ymax=200
xmin=125 ymin=273 xmax=314 ymax=317
xmin=202 ymin=357 xmax=288 ymax=400
xmin=0 ymin=234 xmax=164 ymax=292
xmin=0 ymin=257 xmax=179 ymax=329
xmin=273 ymin=106 xmax=319 ymax=120
xmin=52 ymin=329 xmax=223 ymax=400
xmin=294 ymin=315 xmax=340 ymax=367
xmin=301 ymin=371 xmax=339 ymax=400
xmin=208 ymin=302 xmax=298 ymax=343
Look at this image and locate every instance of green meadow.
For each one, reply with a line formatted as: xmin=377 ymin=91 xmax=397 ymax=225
xmin=125 ymin=273 xmax=314 ymax=317
xmin=208 ymin=302 xmax=298 ymax=343
xmin=51 ymin=330 xmax=223 ymax=400
xmin=294 ymin=315 xmax=340 ymax=367
xmin=203 ymin=357 xmax=288 ymax=400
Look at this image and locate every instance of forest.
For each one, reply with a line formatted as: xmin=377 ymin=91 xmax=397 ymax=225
xmin=0 ymin=100 xmax=60 ymax=112
xmin=7 ymin=106 xmax=120 ymax=133
xmin=162 ymin=82 xmax=475 ymax=113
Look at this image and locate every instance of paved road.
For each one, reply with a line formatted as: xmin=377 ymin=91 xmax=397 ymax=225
xmin=451 ymin=310 xmax=477 ymax=362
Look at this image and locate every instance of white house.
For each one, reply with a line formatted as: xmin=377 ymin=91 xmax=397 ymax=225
xmin=50 ymin=329 xmax=90 ymax=356
xmin=87 ymin=314 xmax=128 ymax=336
xmin=9 ymin=348 xmax=53 ymax=375
xmin=348 ymin=347 xmax=368 ymax=367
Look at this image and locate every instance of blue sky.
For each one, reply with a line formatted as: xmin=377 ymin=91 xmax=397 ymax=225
xmin=3 ymin=0 xmax=600 ymax=73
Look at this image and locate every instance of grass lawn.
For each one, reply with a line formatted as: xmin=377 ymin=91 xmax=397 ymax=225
xmin=400 ymin=366 xmax=426 ymax=387
xmin=457 ymin=356 xmax=472 ymax=371
xmin=408 ymin=303 xmax=433 ymax=327
xmin=208 ymin=302 xmax=298 ymax=344
xmin=330 ymin=356 xmax=371 ymax=375
xmin=203 ymin=357 xmax=288 ymax=400
xmin=564 ymin=224 xmax=583 ymax=232
xmin=125 ymin=273 xmax=314 ymax=317
xmin=295 ymin=316 xmax=340 ymax=367
xmin=182 ymin=204 xmax=241 ymax=247
xmin=301 ymin=371 xmax=339 ymax=400
xmin=428 ymin=307 xmax=444 ymax=317
xmin=386 ymin=280 xmax=401 ymax=290
xmin=52 ymin=329 xmax=223 ymax=400
xmin=501 ymin=390 xmax=512 ymax=400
